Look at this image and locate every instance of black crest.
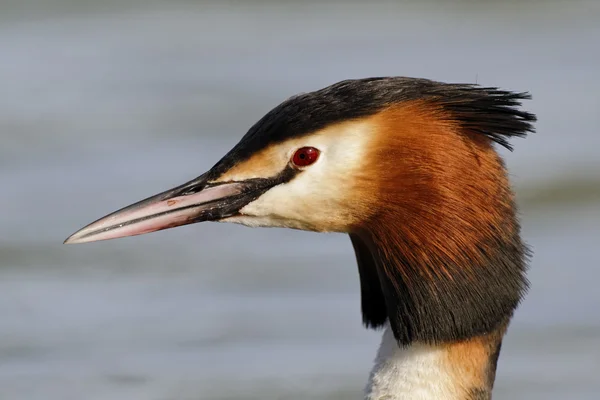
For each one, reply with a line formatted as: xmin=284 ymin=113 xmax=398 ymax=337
xmin=210 ymin=77 xmax=536 ymax=178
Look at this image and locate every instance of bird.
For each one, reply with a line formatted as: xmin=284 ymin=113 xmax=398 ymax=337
xmin=65 ymin=77 xmax=536 ymax=400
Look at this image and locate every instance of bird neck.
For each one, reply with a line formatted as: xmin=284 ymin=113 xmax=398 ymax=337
xmin=365 ymin=322 xmax=506 ymax=400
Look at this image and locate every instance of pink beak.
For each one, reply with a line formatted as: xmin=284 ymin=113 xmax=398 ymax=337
xmin=64 ymin=173 xmax=263 ymax=244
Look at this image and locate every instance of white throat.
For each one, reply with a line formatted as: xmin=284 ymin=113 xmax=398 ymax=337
xmin=364 ymin=323 xmax=461 ymax=400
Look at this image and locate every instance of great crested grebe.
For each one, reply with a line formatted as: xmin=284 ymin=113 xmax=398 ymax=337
xmin=65 ymin=77 xmax=536 ymax=399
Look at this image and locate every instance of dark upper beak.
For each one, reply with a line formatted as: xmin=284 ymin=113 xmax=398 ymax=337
xmin=64 ymin=170 xmax=290 ymax=244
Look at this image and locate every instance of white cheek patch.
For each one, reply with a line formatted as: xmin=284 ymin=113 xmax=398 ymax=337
xmin=233 ymin=121 xmax=373 ymax=231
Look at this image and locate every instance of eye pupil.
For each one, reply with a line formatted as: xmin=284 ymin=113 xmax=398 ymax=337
xmin=292 ymin=147 xmax=320 ymax=167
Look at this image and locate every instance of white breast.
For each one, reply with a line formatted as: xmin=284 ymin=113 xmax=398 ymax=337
xmin=365 ymin=323 xmax=460 ymax=400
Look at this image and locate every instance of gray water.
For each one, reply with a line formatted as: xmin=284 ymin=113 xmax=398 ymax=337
xmin=1 ymin=1 xmax=599 ymax=399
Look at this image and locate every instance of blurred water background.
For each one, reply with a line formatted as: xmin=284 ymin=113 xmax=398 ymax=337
xmin=1 ymin=1 xmax=599 ymax=399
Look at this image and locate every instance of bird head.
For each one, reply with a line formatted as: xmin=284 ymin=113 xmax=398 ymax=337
xmin=65 ymin=77 xmax=535 ymax=345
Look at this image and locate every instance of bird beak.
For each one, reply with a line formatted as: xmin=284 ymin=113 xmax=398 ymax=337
xmin=64 ymin=171 xmax=284 ymax=244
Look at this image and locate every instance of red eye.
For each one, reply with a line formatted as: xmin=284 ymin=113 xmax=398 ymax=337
xmin=292 ymin=147 xmax=320 ymax=167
